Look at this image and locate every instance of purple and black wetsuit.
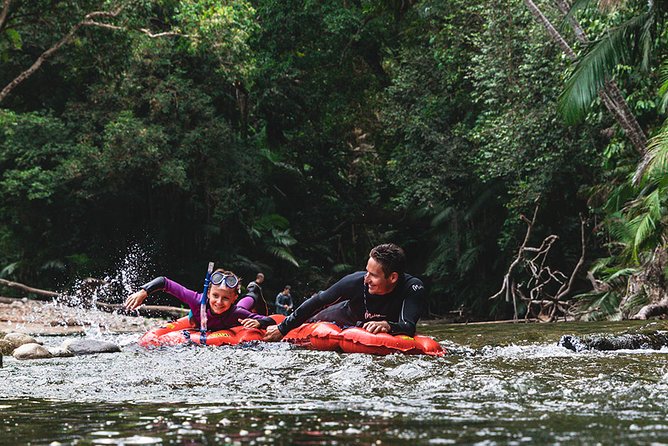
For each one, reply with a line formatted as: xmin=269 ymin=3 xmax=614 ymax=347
xmin=140 ymin=277 xmax=275 ymax=331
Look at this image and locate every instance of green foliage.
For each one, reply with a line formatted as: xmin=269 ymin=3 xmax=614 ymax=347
xmin=571 ymin=257 xmax=637 ymax=320
xmin=175 ymin=0 xmax=258 ymax=80
xmin=247 ymin=214 xmax=299 ymax=267
xmin=559 ymin=0 xmax=666 ymax=123
xmin=2 ymin=0 xmax=668 ymax=322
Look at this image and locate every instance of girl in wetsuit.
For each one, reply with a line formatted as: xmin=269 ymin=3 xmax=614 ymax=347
xmin=124 ymin=269 xmax=276 ymax=331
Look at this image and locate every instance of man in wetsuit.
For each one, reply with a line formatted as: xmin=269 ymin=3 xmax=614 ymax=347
xmin=275 ymin=285 xmax=294 ymax=315
xmin=264 ymin=243 xmax=425 ymax=341
xmin=238 ymin=272 xmax=269 ymax=315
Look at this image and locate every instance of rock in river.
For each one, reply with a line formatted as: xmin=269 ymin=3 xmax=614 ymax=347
xmin=3 ymin=332 xmax=41 ymax=350
xmin=0 ymin=339 xmax=15 ymax=356
xmin=48 ymin=346 xmax=74 ymax=358
xmin=13 ymin=343 xmax=52 ymax=360
xmin=62 ymin=338 xmax=121 ymax=355
xmin=559 ymin=331 xmax=668 ymax=352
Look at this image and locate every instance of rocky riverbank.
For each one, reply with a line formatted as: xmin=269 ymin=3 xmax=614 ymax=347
xmin=0 ymin=297 xmax=162 ymax=335
xmin=0 ymin=297 xmax=167 ymax=361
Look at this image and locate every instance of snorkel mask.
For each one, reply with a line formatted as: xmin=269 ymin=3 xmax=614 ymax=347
xmin=210 ymin=270 xmax=240 ymax=289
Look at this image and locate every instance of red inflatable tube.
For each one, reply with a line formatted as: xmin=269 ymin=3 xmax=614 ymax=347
xmin=138 ymin=317 xmax=265 ymax=347
xmin=138 ymin=315 xmax=446 ymax=356
xmin=282 ymin=321 xmax=446 ymax=356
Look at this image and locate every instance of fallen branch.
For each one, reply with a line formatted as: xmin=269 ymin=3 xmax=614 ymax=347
xmin=0 ymin=278 xmax=58 ymax=297
xmin=0 ymin=279 xmax=187 ymax=318
xmin=97 ymin=302 xmax=188 ymax=319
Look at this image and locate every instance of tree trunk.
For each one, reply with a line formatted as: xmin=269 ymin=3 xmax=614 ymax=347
xmin=0 ymin=8 xmax=125 ymax=103
xmin=524 ymin=0 xmax=647 ymax=157
xmin=626 ymin=246 xmax=668 ymax=319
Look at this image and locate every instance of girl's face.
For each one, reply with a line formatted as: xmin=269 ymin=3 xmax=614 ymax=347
xmin=208 ymin=284 xmax=237 ymax=314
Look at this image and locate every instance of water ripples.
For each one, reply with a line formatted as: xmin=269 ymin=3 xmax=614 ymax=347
xmin=4 ymin=325 xmax=668 ymax=444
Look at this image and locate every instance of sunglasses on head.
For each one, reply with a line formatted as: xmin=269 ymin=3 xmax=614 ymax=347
xmin=210 ymin=271 xmax=239 ymax=288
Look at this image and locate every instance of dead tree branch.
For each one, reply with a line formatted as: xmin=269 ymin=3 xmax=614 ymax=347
xmin=490 ymin=203 xmax=541 ymax=320
xmin=0 ymin=0 xmax=11 ymax=33
xmin=0 ymin=278 xmax=187 ymax=318
xmin=0 ymin=6 xmax=185 ymax=103
xmin=0 ymin=278 xmax=59 ymax=298
xmin=491 ymin=204 xmax=589 ymax=322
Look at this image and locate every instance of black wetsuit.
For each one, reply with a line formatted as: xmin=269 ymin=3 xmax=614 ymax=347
xmin=277 ymin=271 xmax=425 ymax=336
xmin=239 ymin=282 xmax=269 ymax=315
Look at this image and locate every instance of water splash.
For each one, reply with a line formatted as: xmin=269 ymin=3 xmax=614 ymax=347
xmin=43 ymin=244 xmax=158 ymax=335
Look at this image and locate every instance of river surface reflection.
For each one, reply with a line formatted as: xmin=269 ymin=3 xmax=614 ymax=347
xmin=2 ymin=319 xmax=668 ymax=445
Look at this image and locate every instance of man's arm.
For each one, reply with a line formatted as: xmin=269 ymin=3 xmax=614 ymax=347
xmin=386 ymin=278 xmax=425 ymax=336
xmin=274 ymin=272 xmax=364 ymax=336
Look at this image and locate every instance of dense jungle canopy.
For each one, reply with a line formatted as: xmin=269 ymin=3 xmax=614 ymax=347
xmin=1 ymin=0 xmax=668 ymax=321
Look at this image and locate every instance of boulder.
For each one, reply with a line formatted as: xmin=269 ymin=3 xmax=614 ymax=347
xmin=13 ymin=343 xmax=52 ymax=360
xmin=559 ymin=331 xmax=668 ymax=352
xmin=0 ymin=339 xmax=15 ymax=355
xmin=48 ymin=346 xmax=74 ymax=358
xmin=3 ymin=332 xmax=41 ymax=350
xmin=62 ymin=338 xmax=121 ymax=355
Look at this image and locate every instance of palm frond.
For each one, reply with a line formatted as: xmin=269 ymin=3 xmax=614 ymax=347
xmin=572 ymin=290 xmax=622 ymax=321
xmin=270 ymin=228 xmax=297 ymax=247
xmin=430 ymin=206 xmax=457 ymax=227
xmin=268 ymin=246 xmax=299 ymax=267
xmin=658 ymin=60 xmax=668 ymax=112
xmin=630 ymin=212 xmax=656 ymax=259
xmin=559 ymin=13 xmax=648 ymax=123
xmin=605 ymin=215 xmax=633 ymax=245
xmin=0 ymin=261 xmax=20 ymax=278
xmin=606 ymin=267 xmax=636 ymax=282
xmin=639 ymin=117 xmax=668 ymax=177
xmin=638 ymin=9 xmax=655 ymax=70
xmin=252 ymin=213 xmax=290 ymax=232
xmin=628 ymin=189 xmax=662 ymax=260
xmin=456 ymin=245 xmax=481 ymax=276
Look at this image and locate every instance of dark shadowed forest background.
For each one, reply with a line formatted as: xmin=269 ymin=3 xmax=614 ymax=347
xmin=2 ymin=0 xmax=668 ymax=322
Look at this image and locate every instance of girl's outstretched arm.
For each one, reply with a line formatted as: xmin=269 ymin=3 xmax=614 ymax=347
xmin=125 ymin=289 xmax=148 ymax=310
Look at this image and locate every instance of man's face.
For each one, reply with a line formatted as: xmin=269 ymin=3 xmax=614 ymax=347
xmin=364 ymin=257 xmax=398 ymax=295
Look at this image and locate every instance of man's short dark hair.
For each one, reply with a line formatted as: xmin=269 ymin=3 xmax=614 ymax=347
xmin=369 ymin=243 xmax=406 ymax=277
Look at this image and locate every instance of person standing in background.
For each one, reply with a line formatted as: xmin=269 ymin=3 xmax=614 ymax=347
xmin=275 ymin=285 xmax=294 ymax=315
xmin=237 ymin=272 xmax=269 ymax=315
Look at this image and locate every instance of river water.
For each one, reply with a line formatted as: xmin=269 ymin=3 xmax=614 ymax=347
xmin=3 ymin=318 xmax=668 ymax=445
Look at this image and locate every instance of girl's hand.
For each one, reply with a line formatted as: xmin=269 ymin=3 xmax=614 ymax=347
xmin=239 ymin=318 xmax=260 ymax=329
xmin=125 ymin=289 xmax=148 ymax=310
